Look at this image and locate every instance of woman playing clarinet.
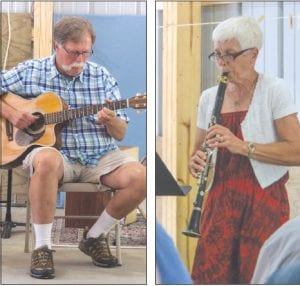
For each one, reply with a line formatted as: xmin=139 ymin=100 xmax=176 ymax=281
xmin=188 ymin=16 xmax=300 ymax=284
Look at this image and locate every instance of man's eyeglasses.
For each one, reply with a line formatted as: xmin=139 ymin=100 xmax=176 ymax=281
xmin=61 ymin=45 xmax=93 ymax=58
xmin=208 ymin=48 xmax=254 ymax=63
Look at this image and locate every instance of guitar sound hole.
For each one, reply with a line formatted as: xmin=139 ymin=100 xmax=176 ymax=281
xmin=25 ymin=112 xmax=45 ymax=135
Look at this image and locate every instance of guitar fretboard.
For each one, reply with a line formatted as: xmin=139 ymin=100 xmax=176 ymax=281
xmin=44 ymin=100 xmax=128 ymax=124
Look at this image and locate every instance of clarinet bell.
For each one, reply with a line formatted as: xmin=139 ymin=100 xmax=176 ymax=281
xmin=182 ymin=208 xmax=201 ymax=238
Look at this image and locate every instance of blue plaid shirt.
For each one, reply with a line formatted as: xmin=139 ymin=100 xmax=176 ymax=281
xmin=1 ymin=55 xmax=129 ymax=166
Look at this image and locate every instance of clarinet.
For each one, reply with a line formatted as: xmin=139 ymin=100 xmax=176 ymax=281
xmin=182 ymin=72 xmax=228 ymax=238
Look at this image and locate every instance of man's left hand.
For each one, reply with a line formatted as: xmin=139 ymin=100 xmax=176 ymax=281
xmin=97 ymin=107 xmax=116 ymax=125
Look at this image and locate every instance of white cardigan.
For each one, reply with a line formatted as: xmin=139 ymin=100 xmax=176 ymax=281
xmin=197 ymin=73 xmax=298 ymax=189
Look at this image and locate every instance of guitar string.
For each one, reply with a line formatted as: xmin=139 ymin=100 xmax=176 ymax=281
xmin=44 ymin=99 xmax=130 ymax=124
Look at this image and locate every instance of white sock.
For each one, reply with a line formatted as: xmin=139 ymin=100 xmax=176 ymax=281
xmin=33 ymin=223 xmax=53 ymax=250
xmin=87 ymin=209 xmax=119 ymax=238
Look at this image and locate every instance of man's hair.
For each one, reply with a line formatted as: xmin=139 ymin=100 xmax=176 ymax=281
xmin=53 ymin=16 xmax=96 ymax=45
xmin=212 ymin=17 xmax=263 ymax=50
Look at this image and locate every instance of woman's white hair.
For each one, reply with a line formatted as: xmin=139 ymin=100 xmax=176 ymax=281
xmin=212 ymin=17 xmax=263 ymax=50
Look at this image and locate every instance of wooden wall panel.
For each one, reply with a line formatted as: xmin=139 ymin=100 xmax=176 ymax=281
xmin=160 ymin=2 xmax=201 ymax=270
xmin=176 ymin=2 xmax=201 ymax=270
xmin=33 ymin=2 xmax=53 ymax=58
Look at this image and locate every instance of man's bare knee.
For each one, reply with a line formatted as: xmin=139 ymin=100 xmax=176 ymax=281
xmin=124 ymin=164 xmax=146 ymax=200
xmin=33 ymin=150 xmax=63 ymax=177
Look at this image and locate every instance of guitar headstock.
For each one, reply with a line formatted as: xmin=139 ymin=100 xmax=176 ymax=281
xmin=128 ymin=93 xmax=147 ymax=109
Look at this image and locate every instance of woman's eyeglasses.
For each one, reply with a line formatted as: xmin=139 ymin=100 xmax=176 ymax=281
xmin=208 ymin=48 xmax=254 ymax=63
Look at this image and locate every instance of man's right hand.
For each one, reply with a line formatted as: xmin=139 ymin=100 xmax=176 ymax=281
xmin=9 ymin=110 xmax=38 ymax=130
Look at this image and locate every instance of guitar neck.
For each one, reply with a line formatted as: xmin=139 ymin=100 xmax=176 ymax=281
xmin=44 ymin=99 xmax=128 ymax=124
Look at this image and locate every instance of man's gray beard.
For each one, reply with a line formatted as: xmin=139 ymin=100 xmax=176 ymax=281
xmin=61 ymin=62 xmax=85 ymax=72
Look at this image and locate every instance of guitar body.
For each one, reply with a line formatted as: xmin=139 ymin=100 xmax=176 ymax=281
xmin=1 ymin=92 xmax=65 ymax=169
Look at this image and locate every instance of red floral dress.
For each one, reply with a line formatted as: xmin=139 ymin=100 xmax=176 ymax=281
xmin=191 ymin=111 xmax=289 ymax=284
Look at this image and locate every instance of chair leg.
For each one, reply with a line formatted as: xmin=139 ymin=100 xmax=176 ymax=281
xmin=24 ymin=187 xmax=31 ymax=253
xmin=109 ymin=190 xmax=122 ymax=264
xmin=115 ymin=221 xmax=122 ymax=265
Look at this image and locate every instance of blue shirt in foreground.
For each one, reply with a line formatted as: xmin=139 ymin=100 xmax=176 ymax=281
xmin=156 ymin=221 xmax=192 ymax=284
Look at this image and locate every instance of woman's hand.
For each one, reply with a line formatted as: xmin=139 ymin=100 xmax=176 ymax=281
xmin=188 ymin=149 xmax=207 ymax=178
xmin=206 ymin=124 xmax=247 ymax=155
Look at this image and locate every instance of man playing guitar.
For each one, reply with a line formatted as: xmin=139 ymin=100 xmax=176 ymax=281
xmin=1 ymin=16 xmax=146 ymax=279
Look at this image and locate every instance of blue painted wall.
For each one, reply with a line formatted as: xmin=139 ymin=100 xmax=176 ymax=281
xmin=54 ymin=14 xmax=146 ymax=159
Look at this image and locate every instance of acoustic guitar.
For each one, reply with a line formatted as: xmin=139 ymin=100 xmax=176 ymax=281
xmin=1 ymin=92 xmax=146 ymax=169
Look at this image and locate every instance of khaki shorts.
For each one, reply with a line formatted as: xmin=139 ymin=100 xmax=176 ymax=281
xmin=23 ymin=147 xmax=137 ymax=191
